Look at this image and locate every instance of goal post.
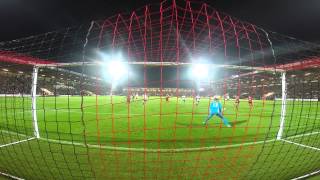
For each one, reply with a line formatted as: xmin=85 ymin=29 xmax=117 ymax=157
xmin=276 ymin=72 xmax=287 ymax=140
xmin=31 ymin=66 xmax=40 ymax=139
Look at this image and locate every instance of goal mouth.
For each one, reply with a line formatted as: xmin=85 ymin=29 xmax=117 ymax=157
xmin=0 ymin=61 xmax=285 ymax=151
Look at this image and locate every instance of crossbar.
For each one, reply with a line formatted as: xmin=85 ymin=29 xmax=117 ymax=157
xmin=36 ymin=61 xmax=282 ymax=73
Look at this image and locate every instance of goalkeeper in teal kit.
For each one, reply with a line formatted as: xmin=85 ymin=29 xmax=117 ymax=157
xmin=203 ymin=96 xmax=232 ymax=127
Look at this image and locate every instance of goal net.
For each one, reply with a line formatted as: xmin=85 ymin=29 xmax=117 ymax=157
xmin=0 ymin=0 xmax=319 ymax=179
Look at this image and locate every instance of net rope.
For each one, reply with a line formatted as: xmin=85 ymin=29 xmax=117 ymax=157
xmin=0 ymin=0 xmax=320 ymax=179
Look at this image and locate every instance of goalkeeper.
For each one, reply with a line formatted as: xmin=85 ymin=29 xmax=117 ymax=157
xmin=203 ymin=96 xmax=231 ymax=127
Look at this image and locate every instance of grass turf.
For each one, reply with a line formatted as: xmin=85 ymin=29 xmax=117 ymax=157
xmin=0 ymin=96 xmax=319 ymax=179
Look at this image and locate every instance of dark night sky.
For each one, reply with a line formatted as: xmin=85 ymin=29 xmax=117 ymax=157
xmin=0 ymin=0 xmax=319 ymax=43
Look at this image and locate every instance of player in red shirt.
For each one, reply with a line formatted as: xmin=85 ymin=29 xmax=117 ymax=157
xmin=234 ymin=96 xmax=240 ymax=110
xmin=248 ymin=96 xmax=253 ymax=109
xmin=127 ymin=95 xmax=131 ymax=104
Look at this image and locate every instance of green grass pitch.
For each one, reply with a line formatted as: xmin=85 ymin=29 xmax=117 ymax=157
xmin=0 ymin=96 xmax=319 ymax=179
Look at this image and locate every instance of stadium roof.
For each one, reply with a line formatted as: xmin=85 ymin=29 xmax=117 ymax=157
xmin=0 ymin=0 xmax=319 ymax=71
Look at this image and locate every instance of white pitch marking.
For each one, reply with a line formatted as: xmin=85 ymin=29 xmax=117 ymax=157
xmin=0 ymin=171 xmax=24 ymax=180
xmin=281 ymin=139 xmax=320 ymax=151
xmin=1 ymin=129 xmax=319 ymax=153
xmin=286 ymin=131 xmax=320 ymax=140
xmin=40 ymin=131 xmax=320 ymax=153
xmin=0 ymin=130 xmax=29 ymax=137
xmin=291 ymin=169 xmax=320 ymax=180
xmin=40 ymin=137 xmax=276 ymax=153
xmin=0 ymin=137 xmax=36 ymax=148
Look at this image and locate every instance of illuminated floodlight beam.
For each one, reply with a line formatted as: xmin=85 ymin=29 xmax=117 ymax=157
xmin=191 ymin=63 xmax=209 ymax=80
xmin=105 ymin=60 xmax=129 ymax=90
xmin=107 ymin=61 xmax=127 ymax=81
xmin=35 ymin=61 xmax=281 ymax=73
xmin=98 ymin=51 xmax=129 ymax=90
xmin=190 ymin=63 xmax=210 ymax=93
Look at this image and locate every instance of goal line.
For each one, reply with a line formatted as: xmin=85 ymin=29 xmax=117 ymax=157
xmin=281 ymin=139 xmax=320 ymax=151
xmin=291 ymin=169 xmax=320 ymax=180
xmin=0 ymin=171 xmax=24 ymax=180
xmin=0 ymin=130 xmax=35 ymax=148
xmin=0 ymin=137 xmax=36 ymax=148
xmin=39 ymin=131 xmax=320 ymax=153
xmin=1 ymin=129 xmax=319 ymax=153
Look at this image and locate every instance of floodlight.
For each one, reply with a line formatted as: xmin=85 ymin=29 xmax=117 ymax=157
xmin=191 ymin=64 xmax=209 ymax=79
xmin=107 ymin=60 xmax=128 ymax=81
xmin=97 ymin=51 xmax=129 ymax=87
